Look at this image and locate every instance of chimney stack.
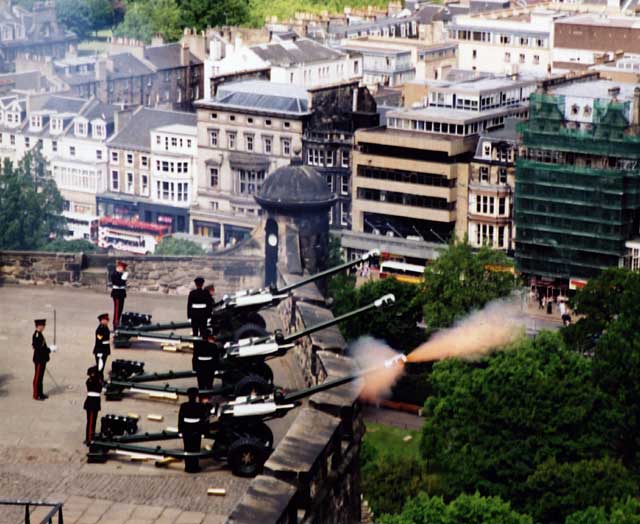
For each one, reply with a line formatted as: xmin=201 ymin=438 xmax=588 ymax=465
xmin=181 ymin=41 xmax=190 ymax=66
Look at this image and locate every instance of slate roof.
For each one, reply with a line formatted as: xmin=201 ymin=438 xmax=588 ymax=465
xmin=108 ymin=107 xmax=197 ymax=151
xmin=203 ymin=80 xmax=311 ymax=114
xmin=144 ymin=43 xmax=202 ymax=70
xmin=33 ymin=94 xmax=87 ymax=113
xmin=250 ymin=38 xmax=346 ymax=67
xmin=109 ymin=53 xmax=154 ymax=79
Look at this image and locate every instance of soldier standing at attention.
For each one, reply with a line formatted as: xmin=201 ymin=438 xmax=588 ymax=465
xmin=110 ymin=261 xmax=128 ymax=330
xmin=178 ymin=387 xmax=208 ymax=473
xmin=84 ymin=366 xmax=103 ymax=445
xmin=32 ymin=319 xmax=55 ymax=401
xmin=187 ymin=277 xmax=213 ymax=337
xmin=94 ymin=313 xmax=111 ymax=372
xmin=194 ymin=331 xmax=219 ymax=395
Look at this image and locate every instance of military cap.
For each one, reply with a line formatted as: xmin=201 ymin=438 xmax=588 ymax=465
xmin=97 ymin=313 xmax=109 ymax=321
xmin=87 ymin=366 xmax=99 ymax=375
xmin=194 ymin=276 xmax=205 ymax=286
xmin=116 ymin=260 xmax=128 ymax=269
xmin=34 ymin=318 xmax=46 ymax=326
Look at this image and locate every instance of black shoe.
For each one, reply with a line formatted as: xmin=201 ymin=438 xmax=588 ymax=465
xmin=40 ymin=394 xmax=49 ymax=399
xmin=36 ymin=396 xmax=46 ymax=401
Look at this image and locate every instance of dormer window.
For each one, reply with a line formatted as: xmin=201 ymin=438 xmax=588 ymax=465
xmin=30 ymin=115 xmax=42 ymax=129
xmin=50 ymin=118 xmax=61 ymax=133
xmin=75 ymin=121 xmax=87 ymax=136
xmin=93 ymin=124 xmax=105 ymax=139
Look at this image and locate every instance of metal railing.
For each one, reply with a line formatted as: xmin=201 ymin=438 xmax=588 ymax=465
xmin=0 ymin=499 xmax=64 ymax=524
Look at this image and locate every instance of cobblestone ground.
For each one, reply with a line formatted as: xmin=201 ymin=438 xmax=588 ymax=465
xmin=0 ymin=285 xmax=302 ymax=524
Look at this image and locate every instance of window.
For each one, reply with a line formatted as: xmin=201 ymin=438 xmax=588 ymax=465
xmin=69 ymin=146 xmax=76 ymax=156
xmin=94 ymin=125 xmax=105 ymax=139
xmin=227 ymin=132 xmax=236 ymax=149
xmin=283 ymin=121 xmax=290 ymax=128
xmin=341 ymin=175 xmax=349 ymax=195
xmin=229 ymin=115 xmax=236 ymax=121
xmin=472 ymin=49 xmax=477 ymax=59
xmin=498 ymin=197 xmax=506 ymax=215
xmin=10 ymin=135 xmax=15 ymax=145
xmin=171 ymin=137 xmax=177 ymax=147
xmin=245 ymin=134 xmax=254 ymax=152
xmin=504 ymin=52 xmax=511 ymax=63
xmin=111 ymin=170 xmax=119 ymax=191
xmin=126 ymin=172 xmax=134 ymax=193
xmin=210 ymin=113 xmax=218 ymax=120
xmin=52 ymin=140 xmax=57 ymax=152
xmin=210 ymin=201 xmax=219 ymax=210
xmin=499 ymin=34 xmax=509 ymax=44
xmin=533 ymin=55 xmax=540 ymax=65
xmin=209 ymin=129 xmax=218 ymax=147
xmin=519 ymin=54 xmax=525 ymax=64
xmin=340 ymin=202 xmax=349 ymax=226
xmin=126 ymin=153 xmax=133 ymax=165
xmin=141 ymin=155 xmax=148 ymax=168
xmin=209 ymin=167 xmax=219 ymax=187
xmin=498 ymin=168 xmax=508 ymax=184
xmin=248 ymin=117 xmax=253 ymax=124
xmin=25 ymin=137 xmax=30 ymax=148
xmin=177 ymin=182 xmax=189 ymax=202
xmin=111 ymin=151 xmax=118 ymax=162
xmin=326 ymin=150 xmax=334 ymax=167
xmin=264 ymin=136 xmax=272 ymax=154
xmin=140 ymin=174 xmax=149 ymax=196
xmin=282 ymin=138 xmax=291 ymax=156
xmin=265 ymin=119 xmax=271 ymax=126
xmin=236 ymin=169 xmax=265 ymax=195
xmin=96 ymin=149 xmax=103 ymax=160
xmin=341 ymin=150 xmax=350 ymax=168
xmin=480 ymin=167 xmax=489 ymax=182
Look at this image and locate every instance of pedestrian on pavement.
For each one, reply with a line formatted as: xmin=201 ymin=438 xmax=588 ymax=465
xmin=188 ymin=277 xmax=213 ymax=338
xmin=32 ymin=318 xmax=55 ymax=401
xmin=178 ymin=387 xmax=209 ymax=473
xmin=559 ymin=301 xmax=567 ymax=316
xmin=538 ymin=293 xmax=544 ymax=310
xmin=94 ymin=313 xmax=111 ymax=373
xmin=110 ymin=261 xmax=128 ymax=331
xmin=84 ymin=366 xmax=103 ymax=445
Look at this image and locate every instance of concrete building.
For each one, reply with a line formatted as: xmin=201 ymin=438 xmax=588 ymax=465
xmin=351 ymin=73 xmax=532 ymax=247
xmin=205 ymin=36 xmax=361 ymax=99
xmin=0 ymin=0 xmax=76 ymax=73
xmin=193 ymin=80 xmax=310 ymax=245
xmin=101 ymin=107 xmax=197 ymax=232
xmin=467 ymin=118 xmax=518 ymax=252
xmin=449 ymin=7 xmax=565 ymax=75
xmin=515 ymin=78 xmax=640 ymax=291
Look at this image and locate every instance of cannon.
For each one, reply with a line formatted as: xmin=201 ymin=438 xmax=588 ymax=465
xmin=105 ymin=294 xmax=396 ymax=400
xmin=113 ymin=249 xmax=379 ymax=347
xmin=88 ymin=353 xmax=407 ymax=477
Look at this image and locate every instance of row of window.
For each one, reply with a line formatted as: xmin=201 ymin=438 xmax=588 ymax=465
xmin=210 ymin=113 xmax=292 ymax=130
xmin=471 ymin=223 xmax=508 ymax=249
xmin=455 ymin=29 xmax=546 ymax=48
xmin=155 ymin=160 xmax=190 ymax=174
xmin=472 ymin=195 xmax=508 ymax=216
xmin=357 ymin=187 xmax=456 ymax=211
xmin=388 ymin=116 xmax=506 ymax=136
xmin=111 ymin=170 xmax=149 ymax=196
xmin=154 ymin=134 xmax=194 ymax=150
xmin=357 ymin=165 xmax=455 ymax=188
xmin=476 ymin=166 xmax=509 ymax=185
xmin=308 ymin=148 xmax=350 ymax=168
xmin=53 ymin=166 xmax=100 ymax=192
xmin=209 ymin=129 xmax=292 ymax=156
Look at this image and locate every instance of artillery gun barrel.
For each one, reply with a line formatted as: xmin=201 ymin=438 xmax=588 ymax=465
xmin=281 ymin=293 xmax=395 ymax=345
xmin=111 ymin=380 xmax=232 ymax=397
xmin=276 ymin=249 xmax=380 ymax=294
xmin=123 ymin=321 xmax=192 ymax=333
xmin=114 ymin=370 xmax=196 ymax=383
xmin=116 ymin=330 xmax=201 ymax=344
xmin=282 ymin=354 xmax=407 ymax=403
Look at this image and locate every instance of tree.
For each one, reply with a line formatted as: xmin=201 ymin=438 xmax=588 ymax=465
xmin=420 ymin=331 xmax=609 ymax=507
xmin=378 ymin=492 xmax=532 ymax=524
xmin=565 ymin=498 xmax=640 ymax=524
xmin=180 ymin=0 xmax=250 ymax=30
xmin=0 ymin=153 xmax=65 ymax=250
xmin=114 ymin=0 xmax=182 ymax=42
xmin=523 ymin=458 xmax=637 ymax=523
xmin=419 ymin=238 xmax=518 ymax=331
xmin=43 ymin=239 xmax=98 ymax=252
xmin=154 ymin=237 xmax=206 ymax=255
xmin=331 ymin=277 xmax=426 ymax=353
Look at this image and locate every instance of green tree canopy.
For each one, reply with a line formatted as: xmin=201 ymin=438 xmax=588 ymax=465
xmin=114 ymin=0 xmax=182 ymax=42
xmin=379 ymin=492 xmax=532 ymax=524
xmin=56 ymin=0 xmax=114 ymax=39
xmin=154 ymin=236 xmax=206 ymax=255
xmin=43 ymin=239 xmax=98 ymax=253
xmin=0 ymin=154 xmax=65 ymax=250
xmin=565 ymin=498 xmax=640 ymax=524
xmin=180 ymin=0 xmax=250 ymax=30
xmin=523 ymin=458 xmax=637 ymax=523
xmin=419 ymin=238 xmax=518 ymax=331
xmin=420 ymin=331 xmax=609 ymax=507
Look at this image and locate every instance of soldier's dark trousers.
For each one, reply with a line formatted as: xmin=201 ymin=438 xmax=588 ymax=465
xmin=112 ymin=296 xmax=125 ymax=330
xmin=32 ymin=362 xmax=46 ymax=399
xmin=182 ymin=432 xmax=201 ymax=473
xmin=196 ymin=369 xmax=215 ymax=392
xmin=191 ymin=319 xmax=207 ymax=337
xmin=86 ymin=410 xmax=99 ymax=444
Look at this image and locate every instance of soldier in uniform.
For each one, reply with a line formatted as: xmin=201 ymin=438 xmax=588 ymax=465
xmin=187 ymin=277 xmax=213 ymax=337
xmin=32 ymin=319 xmax=54 ymax=400
xmin=84 ymin=366 xmax=104 ymax=445
xmin=178 ymin=387 xmax=209 ymax=473
xmin=194 ymin=331 xmax=220 ymax=394
xmin=94 ymin=313 xmax=111 ymax=372
xmin=110 ymin=261 xmax=128 ymax=330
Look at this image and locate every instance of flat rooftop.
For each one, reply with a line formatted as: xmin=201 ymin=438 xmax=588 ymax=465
xmin=0 ymin=285 xmax=301 ymax=524
xmin=556 ymin=13 xmax=640 ymax=29
xmin=551 ymin=79 xmax=638 ymax=101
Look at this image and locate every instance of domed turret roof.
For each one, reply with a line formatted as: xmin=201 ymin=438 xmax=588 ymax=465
xmin=255 ymin=160 xmax=336 ymax=209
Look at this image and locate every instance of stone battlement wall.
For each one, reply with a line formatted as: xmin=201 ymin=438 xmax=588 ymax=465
xmin=0 ymin=251 xmax=264 ymax=296
xmin=226 ymin=273 xmax=363 ymax=524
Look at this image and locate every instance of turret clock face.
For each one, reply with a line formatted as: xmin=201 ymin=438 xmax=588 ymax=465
xmin=268 ymin=234 xmax=278 ymax=247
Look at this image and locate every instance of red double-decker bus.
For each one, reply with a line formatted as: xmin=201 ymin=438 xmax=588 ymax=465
xmin=98 ymin=217 xmax=170 ymax=254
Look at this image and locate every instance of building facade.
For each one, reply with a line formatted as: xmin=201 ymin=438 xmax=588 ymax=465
xmin=101 ymin=107 xmax=197 ymax=232
xmin=515 ymin=79 xmax=640 ymax=288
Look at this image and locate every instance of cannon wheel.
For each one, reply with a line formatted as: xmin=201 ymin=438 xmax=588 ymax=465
xmin=250 ymin=362 xmax=273 ymax=384
xmin=233 ymin=323 xmax=268 ymax=341
xmin=228 ymin=436 xmax=268 ymax=477
xmin=252 ymin=422 xmax=274 ymax=449
xmin=246 ymin=313 xmax=267 ymax=329
xmin=234 ymin=374 xmax=274 ymax=397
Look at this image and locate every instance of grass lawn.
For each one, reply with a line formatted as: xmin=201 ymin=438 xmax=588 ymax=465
xmin=364 ymin=422 xmax=421 ymax=461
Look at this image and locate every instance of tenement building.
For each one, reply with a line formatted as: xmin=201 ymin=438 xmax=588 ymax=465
xmin=515 ymin=78 xmax=640 ymax=291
